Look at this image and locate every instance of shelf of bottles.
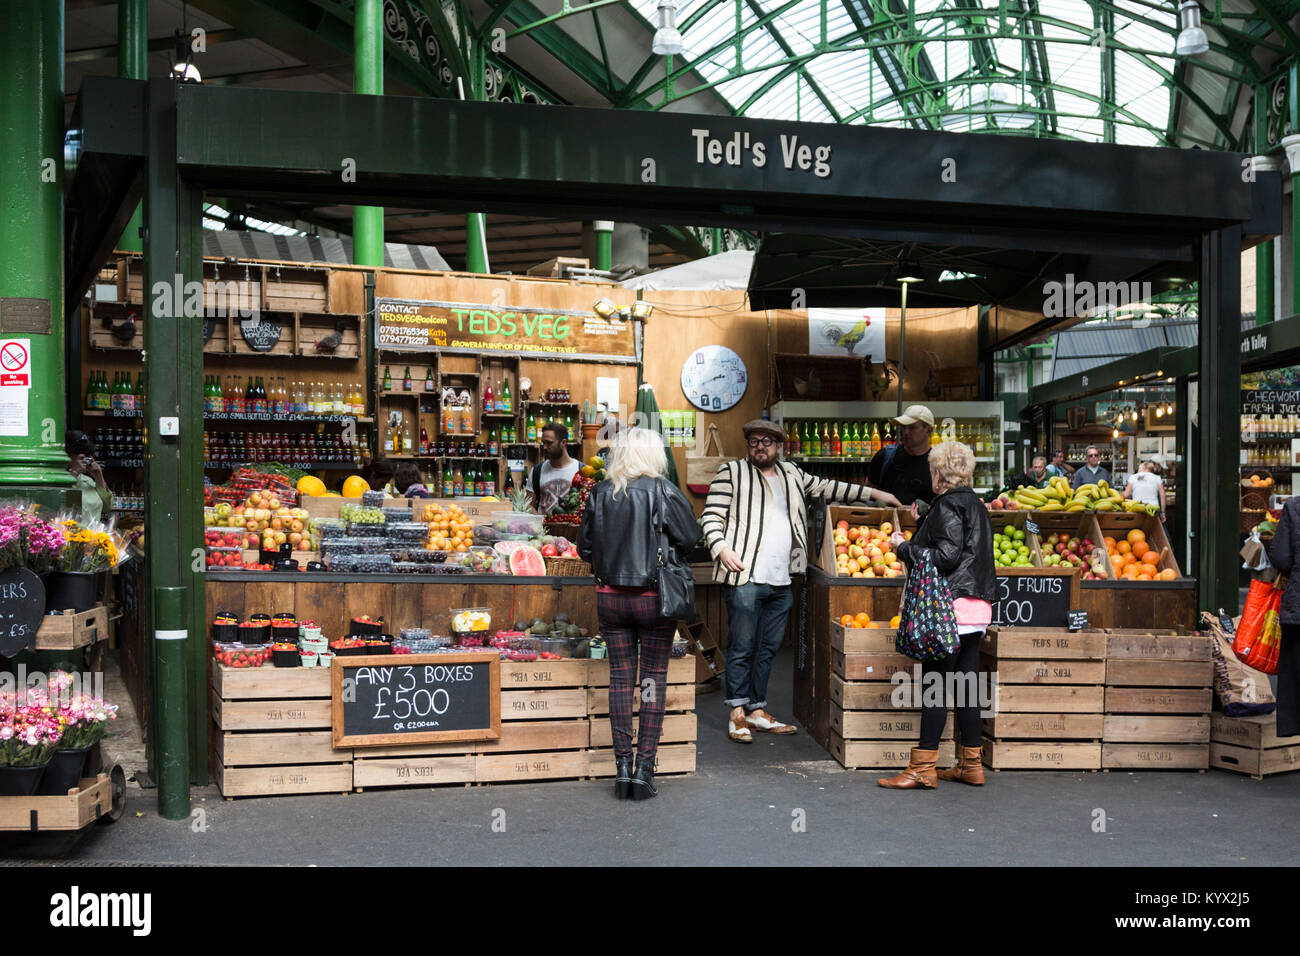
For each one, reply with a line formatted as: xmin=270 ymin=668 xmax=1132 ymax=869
xmin=781 ymin=416 xmax=1003 ymax=492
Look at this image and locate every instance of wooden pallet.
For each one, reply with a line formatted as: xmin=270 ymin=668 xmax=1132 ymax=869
xmin=215 ymin=730 xmax=349 ymax=766
xmin=585 ymin=656 xmax=696 ymax=687
xmin=828 ymin=734 xmax=957 ymax=770
xmin=0 ymin=775 xmax=115 ymax=831
xmin=503 ymin=688 xmax=589 ymax=720
xmin=1104 ymin=630 xmax=1210 ymax=661
xmin=34 ymin=606 xmax=109 ymax=651
xmin=1100 ymin=634 xmax=1211 ymax=768
xmin=981 ymin=738 xmax=1101 ymax=771
xmin=1209 ymin=713 xmax=1300 ymax=779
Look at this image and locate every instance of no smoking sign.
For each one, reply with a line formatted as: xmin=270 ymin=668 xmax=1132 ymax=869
xmin=0 ymin=340 xmax=31 ymax=388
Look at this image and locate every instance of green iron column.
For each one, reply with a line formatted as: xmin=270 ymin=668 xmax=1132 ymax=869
xmin=116 ymin=0 xmax=147 ymax=253
xmin=710 ymin=228 xmax=722 ymax=256
xmin=0 ymin=0 xmax=74 ymax=504
xmin=144 ymin=78 xmax=204 ymax=812
xmin=593 ymin=221 xmax=614 ymax=271
xmin=1253 ymin=155 xmax=1279 ymax=325
xmin=464 ymin=43 xmax=490 ymax=273
xmin=1284 ymin=135 xmax=1300 ymax=319
xmin=1197 ymin=226 xmax=1243 ymax=616
xmin=352 ymin=0 xmax=385 ymax=267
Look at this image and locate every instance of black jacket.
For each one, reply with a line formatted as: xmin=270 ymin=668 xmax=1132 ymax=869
xmin=895 ymin=486 xmax=996 ymax=602
xmin=1267 ymin=498 xmax=1300 ymax=625
xmin=578 ymin=476 xmax=698 ymax=588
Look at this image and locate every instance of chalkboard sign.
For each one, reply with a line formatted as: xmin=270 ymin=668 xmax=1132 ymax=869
xmin=1217 ymin=609 xmax=1236 ymax=634
xmin=331 ymin=652 xmax=501 ymax=747
xmin=992 ymin=573 xmax=1071 ymax=628
xmin=1067 ymin=609 xmax=1089 ymax=632
xmin=239 ymin=315 xmax=282 ymax=352
xmin=1025 ymin=519 xmax=1040 ymax=537
xmin=0 ymin=568 xmax=45 ymax=658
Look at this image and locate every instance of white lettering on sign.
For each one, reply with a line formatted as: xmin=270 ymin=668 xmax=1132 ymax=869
xmin=691 ymin=128 xmax=831 ymax=179
xmin=1242 ymin=333 xmax=1268 ymax=354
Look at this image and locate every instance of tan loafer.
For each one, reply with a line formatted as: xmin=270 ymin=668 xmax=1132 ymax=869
xmin=747 ymin=709 xmax=797 ymax=734
xmin=728 ymin=713 xmax=753 ymax=743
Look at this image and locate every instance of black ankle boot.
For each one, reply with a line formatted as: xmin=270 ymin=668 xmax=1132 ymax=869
xmin=630 ymin=761 xmax=657 ymax=801
xmin=614 ymin=756 xmax=634 ymax=800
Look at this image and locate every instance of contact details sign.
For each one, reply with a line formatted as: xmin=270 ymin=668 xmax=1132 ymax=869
xmin=375 ymin=297 xmax=636 ymax=361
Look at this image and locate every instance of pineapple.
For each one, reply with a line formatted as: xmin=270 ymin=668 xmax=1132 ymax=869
xmin=509 ymin=485 xmax=533 ymax=513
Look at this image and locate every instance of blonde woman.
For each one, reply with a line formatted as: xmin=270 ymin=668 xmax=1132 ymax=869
xmin=578 ymin=427 xmax=698 ymax=801
xmin=879 ymin=441 xmax=996 ymax=790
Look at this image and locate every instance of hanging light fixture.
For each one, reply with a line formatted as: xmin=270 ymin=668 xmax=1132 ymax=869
xmin=652 ymin=0 xmax=685 ymax=56
xmin=1155 ymin=406 xmax=1164 ymax=418
xmin=1176 ymin=2 xmax=1210 ymax=57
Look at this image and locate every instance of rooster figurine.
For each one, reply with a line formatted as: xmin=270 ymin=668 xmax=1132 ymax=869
xmin=106 ymin=310 xmax=138 ymax=345
xmin=314 ymin=318 xmax=349 ymax=354
xmin=865 ymin=359 xmax=898 ymax=401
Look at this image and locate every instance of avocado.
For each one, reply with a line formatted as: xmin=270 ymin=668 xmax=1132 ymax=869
xmin=555 ymin=612 xmax=571 ymax=624
xmin=530 ymin=622 xmax=550 ymax=635
xmin=574 ymin=639 xmax=589 ymax=658
xmin=513 ymin=620 xmax=528 ymax=632
xmin=531 ymin=617 xmax=547 ymax=629
xmin=565 ymin=623 xmax=581 ymax=638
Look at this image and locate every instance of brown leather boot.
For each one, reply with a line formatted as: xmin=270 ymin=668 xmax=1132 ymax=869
xmin=937 ymin=746 xmax=985 ymax=785
xmin=877 ymin=748 xmax=939 ymax=789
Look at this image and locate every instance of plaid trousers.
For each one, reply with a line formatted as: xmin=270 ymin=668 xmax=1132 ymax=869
xmin=596 ymin=590 xmax=676 ymax=764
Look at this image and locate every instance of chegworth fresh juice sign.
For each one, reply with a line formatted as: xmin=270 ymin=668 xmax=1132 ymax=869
xmin=374 ymin=298 xmax=636 ymax=361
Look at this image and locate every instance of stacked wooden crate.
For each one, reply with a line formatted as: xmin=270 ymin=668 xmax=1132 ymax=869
xmin=588 ymin=656 xmax=697 ymax=777
xmin=211 ymin=664 xmax=353 ymax=798
xmin=1102 ymin=629 xmax=1212 ymax=770
xmin=1210 ymin=712 xmax=1300 ymax=779
xmin=826 ymin=622 xmax=956 ymax=770
xmin=980 ymin=627 xmax=1106 ymax=771
xmin=352 ymin=659 xmax=592 ymax=790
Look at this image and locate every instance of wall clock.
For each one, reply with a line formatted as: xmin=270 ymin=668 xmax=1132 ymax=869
xmin=681 ymin=345 xmax=747 ymax=412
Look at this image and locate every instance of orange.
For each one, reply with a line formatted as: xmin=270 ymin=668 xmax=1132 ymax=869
xmin=1126 ymin=529 xmax=1146 ymax=544
xmin=854 ymin=613 xmax=871 ymax=627
xmin=1116 ymin=540 xmax=1131 ymax=555
xmin=1141 ymin=552 xmax=1159 ymax=568
xmin=1138 ymin=571 xmax=1155 ymax=580
xmin=1131 ymin=541 xmax=1149 ymax=559
xmin=1103 ymin=536 xmax=1116 ymax=551
xmin=840 ymin=614 xmax=855 ymax=626
xmin=1158 ymin=568 xmax=1177 ymax=581
xmin=889 ymin=615 xmax=902 ymax=628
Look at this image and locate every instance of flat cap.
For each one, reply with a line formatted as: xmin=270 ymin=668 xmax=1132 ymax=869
xmin=742 ymin=419 xmax=786 ymax=441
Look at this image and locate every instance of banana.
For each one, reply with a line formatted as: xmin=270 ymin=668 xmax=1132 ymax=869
xmin=1019 ymin=490 xmax=1047 ymax=504
xmin=1094 ymin=500 xmax=1117 ymax=511
xmin=1037 ymin=502 xmax=1064 ymax=511
xmin=1065 ymin=503 xmax=1087 ymax=512
xmin=1075 ymin=484 xmax=1098 ymax=496
xmin=1098 ymin=479 xmax=1109 ymax=491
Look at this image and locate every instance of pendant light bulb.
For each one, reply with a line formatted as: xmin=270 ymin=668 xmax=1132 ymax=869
xmin=652 ymin=0 xmax=685 ymax=56
xmin=1176 ymin=2 xmax=1210 ymax=57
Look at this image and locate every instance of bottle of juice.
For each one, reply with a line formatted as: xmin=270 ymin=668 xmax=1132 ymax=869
xmin=501 ymin=378 xmax=512 ymax=413
xmin=483 ymin=381 xmax=494 ymax=414
xmin=443 ymin=463 xmax=455 ymax=498
xmin=453 ymin=463 xmax=465 ymax=497
xmin=870 ymin=422 xmax=882 ymax=456
xmin=831 ymin=422 xmax=842 ymax=457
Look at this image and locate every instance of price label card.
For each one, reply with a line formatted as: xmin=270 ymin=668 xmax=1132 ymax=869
xmin=1025 ymin=520 xmax=1040 ymax=536
xmin=1067 ymin=609 xmax=1089 ymax=632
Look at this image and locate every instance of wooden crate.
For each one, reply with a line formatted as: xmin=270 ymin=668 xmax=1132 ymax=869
xmin=991 ymin=511 xmax=1044 ymax=567
xmin=589 ymin=743 xmax=696 ymax=777
xmin=1095 ymin=513 xmax=1181 ymax=576
xmin=981 ymin=738 xmax=1101 ymax=770
xmin=211 ymin=696 xmax=332 ymax=731
xmin=830 ymin=622 xmax=897 ymax=654
xmin=585 ymin=684 xmax=695 ymax=716
xmin=215 ymin=729 xmax=350 ymax=766
xmin=34 ymin=605 xmax=109 ymax=651
xmin=981 ymin=627 xmax=1106 ymax=660
xmin=475 ymin=749 xmax=591 ymax=783
xmin=828 ymin=734 xmax=957 ymax=770
xmin=832 ymin=650 xmax=913 ymax=682
xmin=983 ymin=713 xmax=1104 ymax=740
xmin=815 ymin=505 xmax=900 ymax=573
xmin=353 ymin=754 xmax=476 ymax=789
xmin=586 ymin=656 xmax=695 ymax=687
xmin=502 ymin=688 xmax=588 ymax=720
xmin=1104 ymin=630 xmax=1210 ymax=662
xmin=982 ymin=657 xmax=1106 ymax=685
xmin=214 ymin=761 xmax=353 ymax=798
xmin=263 ymin=266 xmax=329 ymax=313
xmin=1103 ymin=744 xmax=1209 ymax=770
xmin=830 ymin=709 xmax=952 ymax=740
xmin=588 ymin=713 xmax=696 ymax=749
xmin=500 ymin=660 xmax=589 ymax=689
xmin=1102 ymin=715 xmax=1210 ymax=744
xmin=1105 ymin=659 xmax=1214 ymax=688
xmin=993 ymin=684 xmax=1105 ymax=714
xmin=0 ymin=775 xmax=116 ymax=831
xmin=1209 ymin=713 xmax=1300 ymax=779
xmin=829 ymin=674 xmax=917 ymax=711
xmin=1105 ymin=687 xmax=1213 ymax=714
xmin=297 ymin=312 xmax=361 ymax=360
xmin=212 ymin=663 xmax=331 ymax=700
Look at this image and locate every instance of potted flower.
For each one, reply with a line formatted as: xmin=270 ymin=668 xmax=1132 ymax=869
xmin=47 ymin=518 xmax=121 ymax=613
xmin=37 ymin=674 xmax=117 ymax=796
xmin=0 ymin=689 xmax=63 ymax=796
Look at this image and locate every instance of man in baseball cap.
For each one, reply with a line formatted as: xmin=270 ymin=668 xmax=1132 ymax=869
xmin=866 ymin=404 xmax=937 ymax=506
xmin=701 ymin=419 xmax=900 ymax=743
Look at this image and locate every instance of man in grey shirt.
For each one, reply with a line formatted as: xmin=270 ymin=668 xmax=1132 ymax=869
xmin=1071 ymin=445 xmax=1111 ymax=488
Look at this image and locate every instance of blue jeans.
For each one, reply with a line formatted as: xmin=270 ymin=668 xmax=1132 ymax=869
xmin=723 ymin=582 xmax=793 ymax=711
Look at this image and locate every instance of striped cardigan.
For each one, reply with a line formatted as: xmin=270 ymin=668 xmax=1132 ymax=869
xmin=701 ymin=458 xmax=876 ymax=586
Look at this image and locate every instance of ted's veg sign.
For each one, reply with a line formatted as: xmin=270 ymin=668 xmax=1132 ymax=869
xmin=375 ymin=297 xmax=636 ymax=362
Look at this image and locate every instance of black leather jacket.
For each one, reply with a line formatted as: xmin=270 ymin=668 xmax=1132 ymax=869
xmin=578 ymin=476 xmax=699 ymax=588
xmin=895 ymin=486 xmax=996 ymax=602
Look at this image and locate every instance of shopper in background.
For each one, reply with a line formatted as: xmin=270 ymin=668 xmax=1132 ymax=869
xmin=530 ymin=422 xmax=580 ymax=515
xmin=1071 ymin=446 xmax=1110 ymax=488
xmin=880 ymin=441 xmax=994 ymax=789
xmin=865 ymin=404 xmax=938 ymax=506
xmin=703 ymin=420 xmax=901 ymax=744
xmin=392 ymin=463 xmax=433 ymax=499
xmin=579 ymin=427 xmax=698 ymax=801
xmin=1123 ymin=460 xmax=1166 ymax=522
xmin=66 ymin=430 xmax=111 ymax=522
xmin=1047 ymin=449 xmax=1074 ymax=480
xmin=1027 ymin=455 xmax=1051 ymax=488
xmin=1266 ymin=499 xmax=1300 ymax=739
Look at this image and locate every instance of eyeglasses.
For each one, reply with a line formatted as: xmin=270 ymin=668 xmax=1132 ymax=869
xmin=747 ymin=437 xmax=777 ymax=448
xmin=1087 ymin=453 xmax=1100 ymax=459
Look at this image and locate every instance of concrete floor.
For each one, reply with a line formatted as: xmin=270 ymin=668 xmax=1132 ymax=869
xmin=4 ymin=650 xmax=1299 ymax=866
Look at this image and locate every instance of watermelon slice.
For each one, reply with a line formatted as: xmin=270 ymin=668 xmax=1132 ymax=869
xmin=508 ymin=545 xmax=546 ymax=576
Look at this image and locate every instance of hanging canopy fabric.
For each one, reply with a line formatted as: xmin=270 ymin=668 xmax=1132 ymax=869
xmin=622 ymin=251 xmax=755 ymax=291
xmin=634 ymin=383 xmax=680 ymax=488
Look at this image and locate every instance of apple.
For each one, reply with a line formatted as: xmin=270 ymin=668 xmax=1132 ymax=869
xmin=297 ymin=540 xmax=312 ymax=552
xmin=215 ymin=502 xmax=232 ymax=517
xmin=836 ymin=544 xmax=849 ymax=556
xmin=849 ymin=545 xmax=864 ymax=559
xmin=288 ymin=532 xmax=302 ymax=546
xmin=290 ymin=519 xmax=304 ymax=533
xmin=871 ymin=562 xmax=886 ymax=576
xmin=1005 ymin=500 xmax=1019 ymax=510
xmin=836 ymin=520 xmax=850 ymax=531
xmin=880 ymin=522 xmax=893 ymax=535
xmin=854 ymin=536 xmax=868 ymax=548
xmin=990 ymin=498 xmax=1004 ymax=510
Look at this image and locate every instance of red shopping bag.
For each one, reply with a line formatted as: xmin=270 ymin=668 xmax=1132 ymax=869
xmin=1234 ymin=578 xmax=1274 ymax=646
xmin=1235 ymin=581 xmax=1283 ymax=675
